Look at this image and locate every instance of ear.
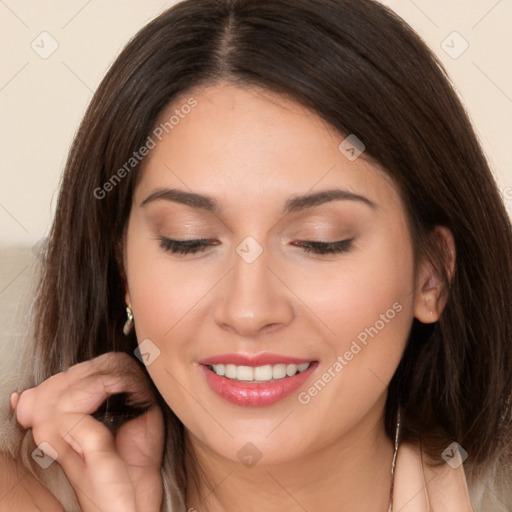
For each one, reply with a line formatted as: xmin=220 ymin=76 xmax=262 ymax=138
xmin=413 ymin=226 xmax=456 ymax=324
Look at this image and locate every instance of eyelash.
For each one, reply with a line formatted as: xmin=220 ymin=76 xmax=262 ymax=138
xmin=158 ymin=238 xmax=354 ymax=255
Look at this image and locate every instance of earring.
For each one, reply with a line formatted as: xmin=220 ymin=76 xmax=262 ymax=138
xmin=123 ymin=305 xmax=134 ymax=335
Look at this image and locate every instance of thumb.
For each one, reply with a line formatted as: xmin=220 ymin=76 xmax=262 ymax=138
xmin=115 ymin=404 xmax=165 ymax=468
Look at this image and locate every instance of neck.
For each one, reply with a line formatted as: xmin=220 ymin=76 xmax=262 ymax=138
xmin=184 ymin=403 xmax=394 ymax=512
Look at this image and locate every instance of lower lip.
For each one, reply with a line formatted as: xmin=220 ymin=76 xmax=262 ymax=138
xmin=199 ymin=362 xmax=318 ymax=406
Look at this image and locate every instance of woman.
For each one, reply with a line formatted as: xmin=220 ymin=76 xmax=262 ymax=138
xmin=1 ymin=0 xmax=511 ymax=510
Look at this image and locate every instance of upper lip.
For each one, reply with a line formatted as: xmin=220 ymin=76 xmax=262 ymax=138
xmin=198 ymin=353 xmax=315 ymax=367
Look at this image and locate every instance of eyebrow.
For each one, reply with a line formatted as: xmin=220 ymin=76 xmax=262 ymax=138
xmin=140 ymin=187 xmax=377 ymax=213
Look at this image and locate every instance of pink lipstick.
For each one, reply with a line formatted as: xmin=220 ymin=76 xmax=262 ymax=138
xmin=198 ymin=353 xmax=318 ymax=406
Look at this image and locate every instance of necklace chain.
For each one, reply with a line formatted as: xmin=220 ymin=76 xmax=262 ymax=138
xmin=388 ymin=408 xmax=401 ymax=512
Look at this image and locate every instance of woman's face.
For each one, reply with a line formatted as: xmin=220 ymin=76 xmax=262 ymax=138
xmin=124 ymin=82 xmax=418 ymax=465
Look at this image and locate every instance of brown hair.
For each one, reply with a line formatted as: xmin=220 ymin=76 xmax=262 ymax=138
xmin=31 ymin=0 xmax=512 ymax=506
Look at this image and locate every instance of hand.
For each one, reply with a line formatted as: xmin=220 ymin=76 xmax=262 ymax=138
xmin=11 ymin=352 xmax=165 ymax=512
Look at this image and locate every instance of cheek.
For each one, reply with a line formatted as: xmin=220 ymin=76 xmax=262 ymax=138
xmin=291 ymin=234 xmax=415 ymax=442
xmin=124 ymin=231 xmax=210 ymax=417
xmin=126 ymin=232 xmax=208 ymax=344
xmin=308 ymin=231 xmax=415 ymax=410
xmin=124 ymin=235 xmax=208 ymax=416
xmin=300 ymin=228 xmax=415 ymax=352
xmin=321 ymin=232 xmax=414 ymax=379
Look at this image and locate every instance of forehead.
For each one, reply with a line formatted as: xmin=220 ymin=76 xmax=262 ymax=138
xmin=134 ymin=83 xmax=400 ymax=213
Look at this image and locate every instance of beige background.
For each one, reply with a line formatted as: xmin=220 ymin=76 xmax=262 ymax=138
xmin=0 ymin=0 xmax=511 ymax=248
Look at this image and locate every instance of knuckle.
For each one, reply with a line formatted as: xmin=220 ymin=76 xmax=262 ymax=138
xmin=71 ymin=418 xmax=113 ymax=453
xmin=64 ymin=358 xmax=94 ymax=377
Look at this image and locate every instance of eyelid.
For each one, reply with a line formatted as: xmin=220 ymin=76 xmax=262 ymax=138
xmin=159 ymin=237 xmax=219 ymax=255
xmin=158 ymin=236 xmax=354 ymax=256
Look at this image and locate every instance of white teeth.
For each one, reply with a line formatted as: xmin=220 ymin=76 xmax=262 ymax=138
xmin=212 ymin=364 xmax=225 ymax=376
xmin=272 ymin=364 xmax=287 ymax=379
xmin=210 ymin=361 xmax=312 ymax=381
xmin=286 ymin=364 xmax=298 ymax=377
xmin=225 ymin=364 xmax=237 ymax=379
xmin=253 ymin=365 xmax=273 ymax=381
xmin=236 ymin=365 xmax=254 ymax=381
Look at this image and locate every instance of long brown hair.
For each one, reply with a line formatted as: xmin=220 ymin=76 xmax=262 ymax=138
xmin=31 ymin=0 xmax=512 ymax=507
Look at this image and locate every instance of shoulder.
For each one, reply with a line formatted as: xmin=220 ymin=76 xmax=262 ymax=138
xmin=0 ymin=452 xmax=65 ymax=512
xmin=393 ymin=440 xmax=473 ymax=512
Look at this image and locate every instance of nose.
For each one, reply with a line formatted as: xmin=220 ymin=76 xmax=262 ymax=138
xmin=213 ymin=247 xmax=294 ymax=337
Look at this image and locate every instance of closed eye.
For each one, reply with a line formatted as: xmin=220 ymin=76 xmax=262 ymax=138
xmin=159 ymin=238 xmax=218 ymax=254
xmin=292 ymin=239 xmax=354 ymax=254
xmin=159 ymin=237 xmax=354 ymax=255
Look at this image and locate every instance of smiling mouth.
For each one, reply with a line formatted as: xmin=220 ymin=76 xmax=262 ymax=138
xmin=206 ymin=361 xmax=314 ymax=383
xmin=200 ymin=359 xmax=319 ymax=406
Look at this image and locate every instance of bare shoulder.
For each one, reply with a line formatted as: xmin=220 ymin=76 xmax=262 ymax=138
xmin=0 ymin=452 xmax=65 ymax=511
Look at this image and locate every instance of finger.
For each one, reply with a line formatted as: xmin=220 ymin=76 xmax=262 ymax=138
xmin=88 ymin=352 xmax=156 ymax=406
xmin=57 ymin=415 xmax=138 ymax=512
xmin=59 ymin=414 xmax=118 ymax=466
xmin=116 ymin=406 xmax=165 ymax=512
xmin=115 ymin=404 xmax=165 ymax=468
xmin=14 ymin=377 xmax=107 ymax=429
xmin=59 ymin=371 xmax=155 ymax=420
xmin=30 ymin=414 xmax=138 ymax=512
xmin=66 ymin=352 xmax=156 ymax=408
xmin=16 ymin=355 xmax=155 ymax=429
xmin=30 ymin=413 xmax=128 ymax=490
xmin=14 ymin=371 xmax=72 ymax=428
xmin=9 ymin=391 xmax=19 ymax=412
xmin=14 ymin=387 xmax=37 ymax=429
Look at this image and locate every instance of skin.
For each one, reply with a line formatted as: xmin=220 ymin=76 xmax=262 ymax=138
xmin=10 ymin=353 xmax=164 ymax=512
xmin=0 ymin=452 xmax=65 ymax=511
xmin=123 ymin=82 xmax=454 ymax=512
xmin=8 ymin=82 xmax=455 ymax=512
